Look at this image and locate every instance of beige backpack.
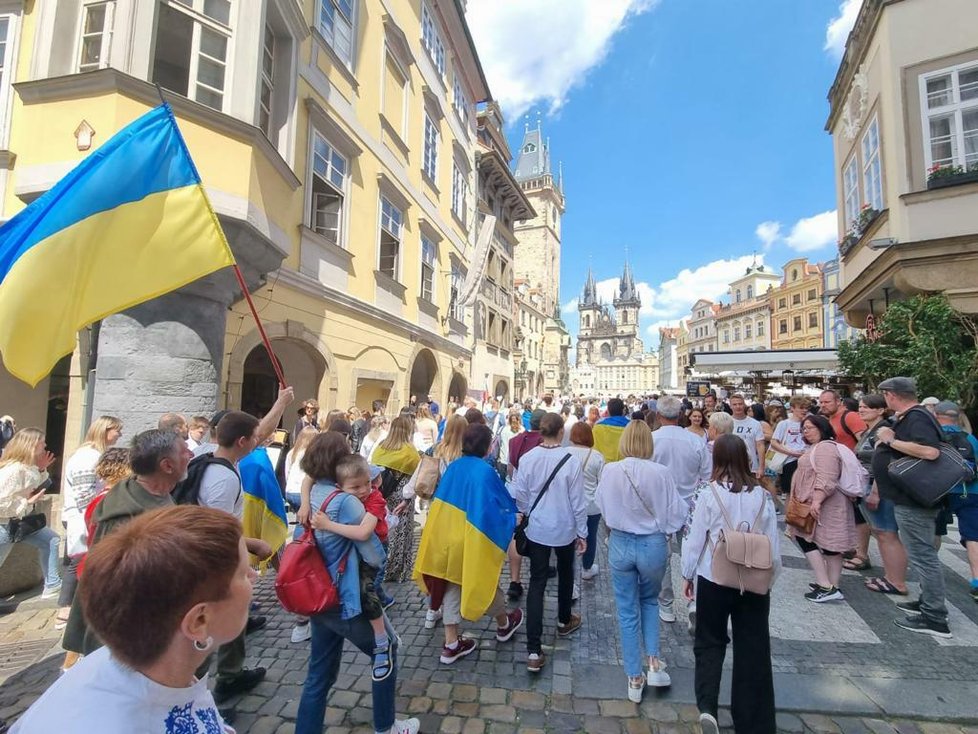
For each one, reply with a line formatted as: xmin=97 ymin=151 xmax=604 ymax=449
xmin=413 ymin=454 xmax=443 ymax=500
xmin=708 ymin=482 xmax=773 ymax=595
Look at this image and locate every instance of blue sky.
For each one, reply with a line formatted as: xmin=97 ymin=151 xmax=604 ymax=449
xmin=468 ymin=0 xmax=861 ymax=348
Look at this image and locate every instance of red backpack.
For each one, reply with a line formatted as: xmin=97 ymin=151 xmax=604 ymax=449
xmin=275 ymin=490 xmax=349 ymax=616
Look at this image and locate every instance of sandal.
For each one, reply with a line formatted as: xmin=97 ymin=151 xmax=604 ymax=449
xmin=843 ymin=557 xmax=871 ymax=572
xmin=864 ymin=577 xmax=907 ymax=595
xmin=54 ymin=614 xmax=70 ymax=631
xmin=371 ymin=642 xmax=393 ymax=682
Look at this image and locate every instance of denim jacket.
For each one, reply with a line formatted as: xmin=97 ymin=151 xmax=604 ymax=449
xmin=310 ymin=481 xmax=387 ymax=620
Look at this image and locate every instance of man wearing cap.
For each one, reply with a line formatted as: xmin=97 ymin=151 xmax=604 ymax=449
xmin=934 ymin=401 xmax=978 ymax=603
xmin=872 ymin=377 xmax=950 ymax=637
xmin=922 ymin=396 xmax=941 ymax=415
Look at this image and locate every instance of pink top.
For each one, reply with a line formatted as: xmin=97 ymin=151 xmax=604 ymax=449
xmin=789 ymin=441 xmax=856 ymax=552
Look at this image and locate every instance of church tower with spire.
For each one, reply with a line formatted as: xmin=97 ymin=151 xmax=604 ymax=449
xmin=513 ymin=117 xmax=565 ymax=318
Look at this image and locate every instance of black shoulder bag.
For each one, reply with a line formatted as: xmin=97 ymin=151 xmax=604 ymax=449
xmin=514 ymin=454 xmax=572 ymax=557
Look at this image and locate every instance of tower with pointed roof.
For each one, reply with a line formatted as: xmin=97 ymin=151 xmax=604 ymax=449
xmin=575 ymin=261 xmax=645 ymax=368
xmin=513 ymin=118 xmax=564 ymax=318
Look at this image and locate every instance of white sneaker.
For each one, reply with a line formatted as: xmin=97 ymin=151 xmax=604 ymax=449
xmin=387 ymin=718 xmax=421 ymax=734
xmin=581 ymin=565 xmax=599 ymax=580
xmin=572 ymin=583 xmax=580 ymax=601
xmin=699 ymin=712 xmax=720 ymax=734
xmin=627 ymin=676 xmax=644 ymax=703
xmin=659 ymin=607 xmax=676 ymax=623
xmin=646 ymin=666 xmax=671 ymax=688
xmin=40 ymin=584 xmax=62 ymax=600
xmin=290 ymin=623 xmax=311 ymax=643
xmin=424 ymin=608 xmax=443 ymax=629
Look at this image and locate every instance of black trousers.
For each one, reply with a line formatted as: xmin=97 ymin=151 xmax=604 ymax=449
xmin=694 ymin=576 xmax=776 ymax=733
xmin=779 ymin=459 xmax=798 ymax=495
xmin=525 ymin=538 xmax=575 ymax=654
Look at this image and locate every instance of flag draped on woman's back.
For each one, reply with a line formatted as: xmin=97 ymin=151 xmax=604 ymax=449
xmin=0 ymin=103 xmax=235 ymax=386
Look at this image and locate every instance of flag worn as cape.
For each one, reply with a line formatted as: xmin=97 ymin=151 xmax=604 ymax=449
xmin=0 ymin=103 xmax=234 ymax=386
xmin=413 ymin=455 xmax=516 ymax=620
xmin=370 ymin=441 xmax=421 ymax=476
xmin=239 ymin=447 xmax=288 ymax=570
xmin=593 ymin=415 xmax=631 ymax=463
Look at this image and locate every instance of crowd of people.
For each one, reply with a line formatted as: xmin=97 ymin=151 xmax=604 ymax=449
xmin=1 ymin=375 xmax=976 ymax=734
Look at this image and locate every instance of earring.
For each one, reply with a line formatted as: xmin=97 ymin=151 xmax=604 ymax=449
xmin=193 ymin=636 xmax=214 ymax=652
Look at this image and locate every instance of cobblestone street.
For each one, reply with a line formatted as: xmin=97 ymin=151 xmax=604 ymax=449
xmin=1 ymin=515 xmax=977 ymax=733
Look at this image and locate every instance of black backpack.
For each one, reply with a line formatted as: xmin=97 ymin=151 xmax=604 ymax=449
xmin=943 ymin=430 xmax=976 ymax=467
xmin=171 ymin=453 xmax=237 ymax=505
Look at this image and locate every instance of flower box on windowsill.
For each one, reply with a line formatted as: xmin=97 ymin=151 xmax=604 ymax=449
xmin=927 ymin=170 xmax=978 ymax=190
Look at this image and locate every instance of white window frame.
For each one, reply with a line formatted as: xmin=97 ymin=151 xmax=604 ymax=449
xmin=861 ymin=116 xmax=883 ymax=210
xmin=920 ymin=62 xmax=978 ymax=172
xmin=843 ymin=154 xmax=860 ymax=229
xmin=0 ymin=11 xmax=18 ymax=144
xmin=422 ymin=113 xmax=438 ymax=182
xmin=448 ymin=264 xmax=464 ymax=322
xmin=745 ymin=322 xmax=752 ymax=339
xmin=154 ymin=0 xmax=233 ymax=112
xmin=757 ymin=320 xmax=764 ymax=336
xmin=420 ymin=235 xmax=436 ymax=303
xmin=420 ymin=2 xmax=445 ymax=77
xmin=451 ymin=161 xmax=469 ymax=225
xmin=453 ymin=71 xmax=470 ymax=129
xmin=77 ymin=1 xmax=115 ymax=72
xmin=258 ymin=23 xmax=275 ymax=137
xmin=308 ymin=130 xmax=349 ymax=247
xmin=318 ymin=0 xmax=355 ymax=68
xmin=378 ymin=195 xmax=403 ymax=281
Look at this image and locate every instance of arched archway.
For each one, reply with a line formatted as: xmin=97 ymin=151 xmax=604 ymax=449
xmin=600 ymin=342 xmax=612 ymax=361
xmin=408 ymin=348 xmax=439 ymax=404
xmin=448 ymin=372 xmax=467 ymax=403
xmin=242 ymin=339 xmax=327 ymax=429
xmin=494 ymin=379 xmax=509 ymax=402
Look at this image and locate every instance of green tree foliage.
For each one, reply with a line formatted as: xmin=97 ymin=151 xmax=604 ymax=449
xmin=837 ymin=295 xmax=978 ymax=408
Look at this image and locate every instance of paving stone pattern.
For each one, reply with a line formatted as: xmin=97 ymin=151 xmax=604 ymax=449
xmin=0 ymin=514 xmax=976 ymax=732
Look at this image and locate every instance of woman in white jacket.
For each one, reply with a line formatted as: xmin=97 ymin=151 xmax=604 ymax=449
xmin=680 ymin=433 xmax=780 ymax=734
xmin=595 ymin=420 xmax=687 ymax=703
xmin=566 ymin=422 xmax=604 ymax=580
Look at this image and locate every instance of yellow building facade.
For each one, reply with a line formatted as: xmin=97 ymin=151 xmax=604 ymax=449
xmin=769 ymin=258 xmax=824 ymax=350
xmin=1 ymin=0 xmax=498 ymax=453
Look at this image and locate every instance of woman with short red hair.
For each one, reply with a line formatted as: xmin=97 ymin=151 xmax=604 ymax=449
xmin=13 ymin=506 xmax=254 ymax=732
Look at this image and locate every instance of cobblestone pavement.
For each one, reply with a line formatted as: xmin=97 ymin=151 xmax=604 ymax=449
xmin=1 ymin=513 xmax=977 ymax=733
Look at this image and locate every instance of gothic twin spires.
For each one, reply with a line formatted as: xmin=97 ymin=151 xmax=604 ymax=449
xmin=579 ymin=261 xmax=641 ymax=310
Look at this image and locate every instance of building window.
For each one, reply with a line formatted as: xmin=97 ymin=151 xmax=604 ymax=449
xmin=778 ymin=297 xmax=786 ymax=309
xmin=745 ymin=323 xmax=752 ymax=339
xmin=310 ymin=132 xmax=347 ymax=245
xmin=423 ymin=113 xmax=438 ymax=181
xmin=733 ymin=326 xmax=740 ymax=342
xmin=746 ymin=285 xmax=753 ymax=299
xmin=809 ymin=312 xmax=818 ymax=328
xmin=378 ymin=195 xmax=402 ymax=280
xmin=735 ymin=289 xmax=741 ymax=303
xmin=792 ymin=293 xmax=801 ymax=305
xmin=449 ymin=265 xmax=463 ymax=321
xmin=258 ymin=24 xmax=275 ymax=137
xmin=152 ymin=0 xmax=231 ymax=112
xmin=757 ymin=320 xmax=765 ymax=336
xmin=451 ymin=163 xmax=468 ymax=224
xmin=921 ymin=63 xmax=978 ymax=171
xmin=808 ymin=288 xmax=818 ymax=301
xmin=78 ymin=2 xmax=114 ymax=72
xmin=779 ymin=319 xmax=788 ymax=335
xmin=319 ymin=0 xmax=354 ymax=67
xmin=793 ymin=316 xmax=802 ymax=332
xmin=842 ymin=155 xmax=860 ymax=230
xmin=420 ymin=3 xmax=445 ymax=76
xmin=861 ymin=117 xmax=883 ymax=210
xmin=453 ymin=72 xmax=469 ymax=129
xmin=420 ymin=236 xmax=435 ymax=302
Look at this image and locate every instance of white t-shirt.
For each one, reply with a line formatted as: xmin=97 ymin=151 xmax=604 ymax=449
xmin=732 ymin=416 xmax=764 ymax=472
xmin=771 ymin=419 xmax=805 ymax=461
xmin=198 ymin=462 xmax=243 ymax=519
xmin=284 ymin=448 xmax=307 ymax=498
xmin=11 ymin=646 xmax=234 ymax=733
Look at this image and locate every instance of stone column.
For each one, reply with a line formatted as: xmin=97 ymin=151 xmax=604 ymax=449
xmin=90 ymin=289 xmax=229 ymax=435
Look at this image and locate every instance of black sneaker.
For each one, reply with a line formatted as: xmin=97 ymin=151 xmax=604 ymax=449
xmin=213 ymin=667 xmax=267 ymax=703
xmin=804 ymin=586 xmax=844 ymax=603
xmin=507 ymin=581 xmax=524 ymax=601
xmin=218 ymin=708 xmax=236 ymax=726
xmin=894 ymin=614 xmax=951 ymax=639
xmin=246 ymin=615 xmax=267 ymax=635
xmin=896 ymin=599 xmax=921 ymax=614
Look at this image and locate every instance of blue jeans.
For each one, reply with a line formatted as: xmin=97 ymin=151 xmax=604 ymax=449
xmin=295 ymin=612 xmax=398 ymax=734
xmin=608 ymin=529 xmax=669 ymax=677
xmin=582 ymin=513 xmax=602 ymax=570
xmin=0 ymin=523 xmax=61 ymax=590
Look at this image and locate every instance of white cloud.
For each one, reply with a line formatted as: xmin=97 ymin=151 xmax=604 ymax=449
xmin=825 ymin=0 xmax=862 ymax=58
xmin=467 ymin=0 xmax=657 ymax=118
xmin=785 ymin=210 xmax=838 ymax=252
xmin=755 ymin=221 xmax=781 ymax=251
xmin=561 ymin=297 xmax=579 ymax=314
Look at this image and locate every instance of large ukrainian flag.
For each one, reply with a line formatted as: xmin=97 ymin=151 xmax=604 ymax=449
xmin=414 ymin=456 xmax=516 ymax=620
xmin=593 ymin=415 xmax=631 ymax=463
xmin=0 ymin=103 xmax=235 ymax=386
xmin=239 ymin=447 xmax=288 ymax=571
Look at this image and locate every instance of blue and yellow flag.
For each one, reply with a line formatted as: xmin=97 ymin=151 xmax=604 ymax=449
xmin=593 ymin=415 xmax=631 ymax=462
xmin=414 ymin=455 xmax=516 ymax=620
xmin=239 ymin=447 xmax=288 ymax=571
xmin=0 ymin=104 xmax=235 ymax=386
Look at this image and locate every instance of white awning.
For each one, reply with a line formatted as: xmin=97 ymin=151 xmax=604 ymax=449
xmin=690 ymin=349 xmax=839 ymax=374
